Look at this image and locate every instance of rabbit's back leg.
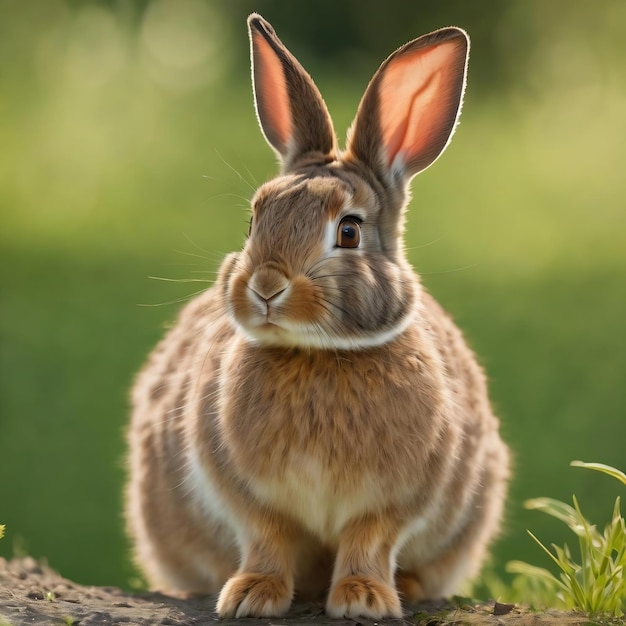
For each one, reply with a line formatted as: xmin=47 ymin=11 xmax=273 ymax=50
xmin=395 ymin=528 xmax=487 ymax=603
xmin=396 ymin=440 xmax=509 ymax=602
xmin=127 ymin=414 xmax=239 ymax=595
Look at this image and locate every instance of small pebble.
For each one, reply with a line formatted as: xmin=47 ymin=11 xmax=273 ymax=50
xmin=27 ymin=590 xmax=45 ymax=600
xmin=493 ymin=601 xmax=515 ymax=615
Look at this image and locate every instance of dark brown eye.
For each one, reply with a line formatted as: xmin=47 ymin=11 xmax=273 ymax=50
xmin=336 ymin=217 xmax=361 ymax=248
xmin=247 ymin=215 xmax=254 ymax=237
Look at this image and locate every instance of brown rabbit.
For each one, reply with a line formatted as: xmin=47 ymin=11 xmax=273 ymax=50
xmin=126 ymin=13 xmax=510 ymax=619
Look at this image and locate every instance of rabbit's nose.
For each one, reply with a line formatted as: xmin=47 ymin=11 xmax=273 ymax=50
xmin=248 ymin=267 xmax=290 ymax=305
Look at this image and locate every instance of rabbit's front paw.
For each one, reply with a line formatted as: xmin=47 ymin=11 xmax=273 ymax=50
xmin=216 ymin=572 xmax=293 ymax=618
xmin=326 ymin=575 xmax=402 ymax=619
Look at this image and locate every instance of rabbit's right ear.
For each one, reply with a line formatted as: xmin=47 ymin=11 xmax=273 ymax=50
xmin=248 ymin=14 xmax=337 ymax=171
xmin=345 ymin=28 xmax=469 ymax=188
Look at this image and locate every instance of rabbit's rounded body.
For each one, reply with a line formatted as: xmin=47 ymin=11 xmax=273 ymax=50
xmin=126 ymin=15 xmax=509 ymax=619
xmin=128 ymin=282 xmax=507 ymax=600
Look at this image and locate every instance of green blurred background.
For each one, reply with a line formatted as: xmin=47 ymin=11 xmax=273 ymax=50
xmin=1 ymin=0 xmax=625 ymax=592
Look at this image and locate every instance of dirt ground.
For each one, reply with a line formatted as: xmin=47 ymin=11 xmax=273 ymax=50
xmin=0 ymin=557 xmax=619 ymax=626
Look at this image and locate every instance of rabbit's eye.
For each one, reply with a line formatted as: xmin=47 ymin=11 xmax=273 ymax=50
xmin=337 ymin=217 xmax=361 ymax=248
xmin=247 ymin=216 xmax=254 ymax=237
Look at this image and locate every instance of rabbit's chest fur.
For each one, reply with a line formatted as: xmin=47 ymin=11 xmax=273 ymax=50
xmin=200 ymin=324 xmax=456 ymax=537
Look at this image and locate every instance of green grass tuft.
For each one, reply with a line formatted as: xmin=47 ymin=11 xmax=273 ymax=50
xmin=507 ymin=461 xmax=625 ymax=617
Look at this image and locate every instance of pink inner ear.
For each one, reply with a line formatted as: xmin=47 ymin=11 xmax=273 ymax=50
xmin=379 ymin=40 xmax=465 ymax=172
xmin=253 ymin=31 xmax=292 ymax=151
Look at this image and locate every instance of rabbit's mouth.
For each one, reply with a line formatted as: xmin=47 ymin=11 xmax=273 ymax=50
xmin=258 ymin=321 xmax=283 ymax=332
xmin=237 ymin=318 xmax=302 ymax=348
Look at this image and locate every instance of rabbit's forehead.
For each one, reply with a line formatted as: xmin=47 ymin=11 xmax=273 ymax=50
xmin=252 ymin=173 xmax=376 ymax=222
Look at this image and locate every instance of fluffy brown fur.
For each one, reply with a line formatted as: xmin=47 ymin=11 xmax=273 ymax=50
xmin=126 ymin=13 xmax=510 ymax=620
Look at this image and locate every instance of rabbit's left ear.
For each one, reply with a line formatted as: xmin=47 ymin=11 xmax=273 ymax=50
xmin=248 ymin=14 xmax=337 ymax=171
xmin=346 ymin=27 xmax=469 ymax=186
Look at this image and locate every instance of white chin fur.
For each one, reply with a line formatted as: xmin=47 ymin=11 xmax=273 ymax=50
xmin=235 ymin=310 xmax=415 ymax=351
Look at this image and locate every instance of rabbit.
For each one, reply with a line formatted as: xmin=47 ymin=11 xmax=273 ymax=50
xmin=125 ymin=13 xmax=510 ymax=620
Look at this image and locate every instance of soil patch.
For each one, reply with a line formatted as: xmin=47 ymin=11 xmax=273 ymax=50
xmin=0 ymin=557 xmax=614 ymax=626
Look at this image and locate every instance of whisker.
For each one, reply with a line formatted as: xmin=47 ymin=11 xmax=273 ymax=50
xmin=154 ymin=265 xmax=220 ymax=277
xmin=420 ymin=263 xmax=478 ymax=276
xmin=181 ymin=232 xmax=214 ymax=255
xmin=204 ymin=191 xmax=253 ymax=205
xmin=242 ymin=163 xmax=260 ymax=187
xmin=309 ymin=272 xmax=414 ymax=289
xmin=215 ymin=149 xmax=257 ymax=194
xmin=172 ymin=249 xmax=216 ymax=262
xmin=137 ymin=287 xmax=208 ymax=307
xmin=404 ymin=236 xmax=445 ymax=251
xmin=148 ymin=276 xmax=213 ymax=284
xmin=314 ymin=295 xmax=353 ymax=323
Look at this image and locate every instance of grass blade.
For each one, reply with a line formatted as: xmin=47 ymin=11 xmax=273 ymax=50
xmin=571 ymin=461 xmax=626 ymax=486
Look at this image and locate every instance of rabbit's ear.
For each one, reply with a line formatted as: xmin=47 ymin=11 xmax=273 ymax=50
xmin=248 ymin=14 xmax=337 ymax=170
xmin=346 ymin=28 xmax=469 ymax=186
